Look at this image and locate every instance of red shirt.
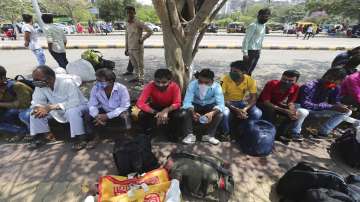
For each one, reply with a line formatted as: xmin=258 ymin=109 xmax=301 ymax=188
xmin=258 ymin=80 xmax=299 ymax=106
xmin=136 ymin=81 xmax=181 ymax=113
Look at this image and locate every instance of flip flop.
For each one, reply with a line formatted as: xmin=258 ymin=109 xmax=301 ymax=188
xmin=6 ymin=135 xmax=25 ymax=143
xmin=72 ymin=141 xmax=87 ymax=151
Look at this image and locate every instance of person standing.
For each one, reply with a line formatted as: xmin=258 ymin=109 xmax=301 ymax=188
xmin=242 ymin=8 xmax=271 ymax=75
xmin=303 ymin=25 xmax=313 ymax=40
xmin=124 ymin=6 xmax=153 ymax=84
xmin=41 ymin=13 xmax=69 ymax=68
xmin=21 ymin=14 xmax=46 ymax=65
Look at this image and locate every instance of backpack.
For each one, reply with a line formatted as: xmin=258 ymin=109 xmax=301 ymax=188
xmin=112 ymin=134 xmax=159 ymax=176
xmin=165 ymin=151 xmax=234 ymax=202
xmin=277 ymin=162 xmax=360 ymax=202
xmin=81 ymin=49 xmax=115 ymax=71
xmin=331 ymin=129 xmax=360 ymax=168
xmin=6 ymin=75 xmax=34 ymax=96
xmin=238 ymin=120 xmax=276 ymax=156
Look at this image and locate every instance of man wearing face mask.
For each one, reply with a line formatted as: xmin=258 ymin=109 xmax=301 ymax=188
xmin=221 ymin=61 xmax=262 ymax=139
xmin=136 ymin=69 xmax=184 ymax=141
xmin=242 ymin=8 xmax=271 ymax=75
xmin=297 ymin=67 xmax=352 ymax=139
xmin=182 ymin=69 xmax=225 ymax=145
xmin=257 ymin=70 xmax=307 ymax=141
xmin=30 ymin=65 xmax=89 ymax=150
xmin=0 ymin=66 xmax=32 ymax=142
xmin=86 ymin=68 xmax=131 ymax=148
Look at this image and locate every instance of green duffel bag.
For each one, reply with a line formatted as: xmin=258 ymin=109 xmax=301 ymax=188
xmin=81 ymin=49 xmax=103 ymax=69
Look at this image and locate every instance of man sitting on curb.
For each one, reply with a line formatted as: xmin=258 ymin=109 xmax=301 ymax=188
xmin=136 ymin=69 xmax=184 ymax=141
xmin=0 ymin=66 xmax=32 ymax=142
xmin=86 ymin=68 xmax=132 ymax=148
xmin=297 ymin=67 xmax=352 ymax=139
xmin=182 ymin=69 xmax=225 ymax=145
xmin=341 ymin=71 xmax=360 ymax=109
xmin=257 ymin=70 xmax=308 ymax=142
xmin=221 ymin=60 xmax=262 ymax=140
xmin=30 ymin=65 xmax=89 ymax=150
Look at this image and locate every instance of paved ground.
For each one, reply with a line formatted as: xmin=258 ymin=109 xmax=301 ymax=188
xmin=1 ymin=34 xmax=359 ymax=49
xmin=1 ymin=48 xmax=360 ymax=201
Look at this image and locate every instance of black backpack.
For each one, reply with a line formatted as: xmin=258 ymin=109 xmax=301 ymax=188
xmin=331 ymin=129 xmax=360 ymax=168
xmin=112 ymin=134 xmax=159 ymax=176
xmin=165 ymin=151 xmax=234 ymax=202
xmin=277 ymin=162 xmax=360 ymax=202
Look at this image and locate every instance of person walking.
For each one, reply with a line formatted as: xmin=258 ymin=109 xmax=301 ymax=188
xmin=21 ymin=14 xmax=46 ymax=65
xmin=124 ymin=5 xmax=153 ymax=85
xmin=303 ymin=25 xmax=313 ymax=40
xmin=242 ymin=8 xmax=271 ymax=76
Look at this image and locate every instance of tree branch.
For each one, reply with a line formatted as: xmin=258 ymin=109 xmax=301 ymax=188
xmin=192 ymin=0 xmax=228 ymax=58
xmin=186 ymin=0 xmax=218 ymax=37
xmin=166 ymin=0 xmax=186 ymax=43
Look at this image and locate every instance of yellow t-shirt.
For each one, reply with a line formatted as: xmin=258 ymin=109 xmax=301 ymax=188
xmin=221 ymin=74 xmax=257 ymax=101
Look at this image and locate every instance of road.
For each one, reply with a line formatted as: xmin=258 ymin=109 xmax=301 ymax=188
xmin=1 ymin=34 xmax=358 ymax=48
xmin=1 ymin=48 xmax=343 ymax=87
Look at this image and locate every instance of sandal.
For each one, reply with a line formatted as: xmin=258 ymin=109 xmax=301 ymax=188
xmin=72 ymin=140 xmax=87 ymax=151
xmin=23 ymin=135 xmax=34 ymax=142
xmin=6 ymin=135 xmax=25 ymax=143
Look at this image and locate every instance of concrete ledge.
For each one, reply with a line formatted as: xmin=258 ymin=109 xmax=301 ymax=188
xmin=1 ymin=44 xmax=352 ymax=50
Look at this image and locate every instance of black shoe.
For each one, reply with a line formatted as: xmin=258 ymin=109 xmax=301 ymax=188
xmin=28 ymin=139 xmax=45 ymax=150
xmin=122 ymin=72 xmax=133 ymax=76
xmin=291 ymin=133 xmax=304 ymax=142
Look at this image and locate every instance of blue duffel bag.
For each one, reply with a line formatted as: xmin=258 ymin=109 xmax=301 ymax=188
xmin=238 ymin=120 xmax=276 ymax=156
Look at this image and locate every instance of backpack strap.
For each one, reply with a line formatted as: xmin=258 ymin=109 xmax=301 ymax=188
xmin=170 ymin=152 xmax=232 ymax=176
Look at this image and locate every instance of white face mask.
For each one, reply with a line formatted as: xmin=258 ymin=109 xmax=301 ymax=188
xmin=198 ymin=84 xmax=209 ymax=100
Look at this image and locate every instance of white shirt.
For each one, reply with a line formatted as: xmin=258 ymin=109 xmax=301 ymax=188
xmin=21 ymin=23 xmax=41 ymax=50
xmin=88 ymin=82 xmax=130 ymax=119
xmin=31 ymin=76 xmax=87 ymax=122
xmin=44 ymin=24 xmax=67 ymax=53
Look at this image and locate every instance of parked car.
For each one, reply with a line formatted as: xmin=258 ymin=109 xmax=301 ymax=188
xmin=227 ymin=22 xmax=245 ymax=33
xmin=113 ymin=21 xmax=126 ymax=30
xmin=54 ymin=23 xmax=75 ymax=34
xmin=347 ymin=24 xmax=360 ymax=38
xmin=1 ymin=24 xmax=17 ymax=40
xmin=206 ymin=23 xmax=218 ymax=33
xmin=145 ymin=22 xmax=161 ymax=32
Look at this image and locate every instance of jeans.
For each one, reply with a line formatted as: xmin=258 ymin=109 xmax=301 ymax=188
xmin=223 ymin=101 xmax=262 ymax=135
xmin=32 ymin=48 xmax=46 ymax=65
xmin=302 ymin=108 xmax=352 ymax=135
xmin=0 ymin=108 xmax=30 ymax=135
xmin=183 ymin=103 xmax=224 ymax=138
xmin=258 ymin=103 xmax=309 ymax=135
xmin=246 ymin=50 xmax=260 ymax=75
xmin=49 ymin=49 xmax=68 ymax=68
xmin=138 ymin=105 xmax=186 ymax=140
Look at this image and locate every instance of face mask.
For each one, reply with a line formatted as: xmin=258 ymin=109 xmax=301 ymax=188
xmin=33 ymin=80 xmax=48 ymax=88
xmin=229 ymin=72 xmax=241 ymax=81
xmin=199 ymin=83 xmax=209 ymax=100
xmin=96 ymin=81 xmax=108 ymax=89
xmin=258 ymin=18 xmax=268 ymax=24
xmin=280 ymin=80 xmax=293 ymax=90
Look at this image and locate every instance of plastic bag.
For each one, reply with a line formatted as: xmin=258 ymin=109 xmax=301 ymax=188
xmin=165 ymin=179 xmax=181 ymax=202
xmin=66 ymin=59 xmax=96 ymax=82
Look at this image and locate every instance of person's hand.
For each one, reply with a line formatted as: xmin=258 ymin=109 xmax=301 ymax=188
xmin=155 ymin=110 xmax=169 ymax=126
xmin=192 ymin=111 xmax=201 ymax=122
xmin=235 ymin=108 xmax=248 ymax=119
xmin=124 ymin=50 xmax=129 ymax=56
xmin=286 ymin=109 xmax=298 ymax=120
xmin=204 ymin=111 xmax=215 ymax=123
xmin=24 ymin=42 xmax=29 ymax=47
xmin=32 ymin=106 xmax=49 ymax=118
xmin=94 ymin=114 xmax=108 ymax=126
xmin=333 ymin=104 xmax=350 ymax=113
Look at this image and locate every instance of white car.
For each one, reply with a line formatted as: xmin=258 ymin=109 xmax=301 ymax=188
xmin=54 ymin=23 xmax=75 ymax=34
xmin=145 ymin=22 xmax=161 ymax=32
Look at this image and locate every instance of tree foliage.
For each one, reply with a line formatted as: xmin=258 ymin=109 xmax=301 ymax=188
xmin=41 ymin=0 xmax=91 ymax=22
xmin=97 ymin=0 xmax=135 ymax=22
xmin=0 ymin=0 xmax=32 ymax=23
xmin=136 ymin=5 xmax=159 ymax=24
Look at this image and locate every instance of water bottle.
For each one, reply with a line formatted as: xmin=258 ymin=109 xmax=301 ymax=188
xmin=199 ymin=115 xmax=208 ymax=124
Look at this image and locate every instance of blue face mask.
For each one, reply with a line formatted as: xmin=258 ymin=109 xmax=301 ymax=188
xmin=96 ymin=81 xmax=108 ymax=89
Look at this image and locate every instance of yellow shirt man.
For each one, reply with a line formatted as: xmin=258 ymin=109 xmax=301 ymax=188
xmin=221 ymin=74 xmax=257 ymax=101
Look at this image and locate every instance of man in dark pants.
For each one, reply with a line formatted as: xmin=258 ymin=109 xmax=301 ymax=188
xmin=42 ymin=13 xmax=69 ymax=68
xmin=136 ymin=69 xmax=184 ymax=141
xmin=122 ymin=60 xmax=134 ymax=76
xmin=242 ymin=8 xmax=271 ymax=75
xmin=182 ymin=69 xmax=225 ymax=145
